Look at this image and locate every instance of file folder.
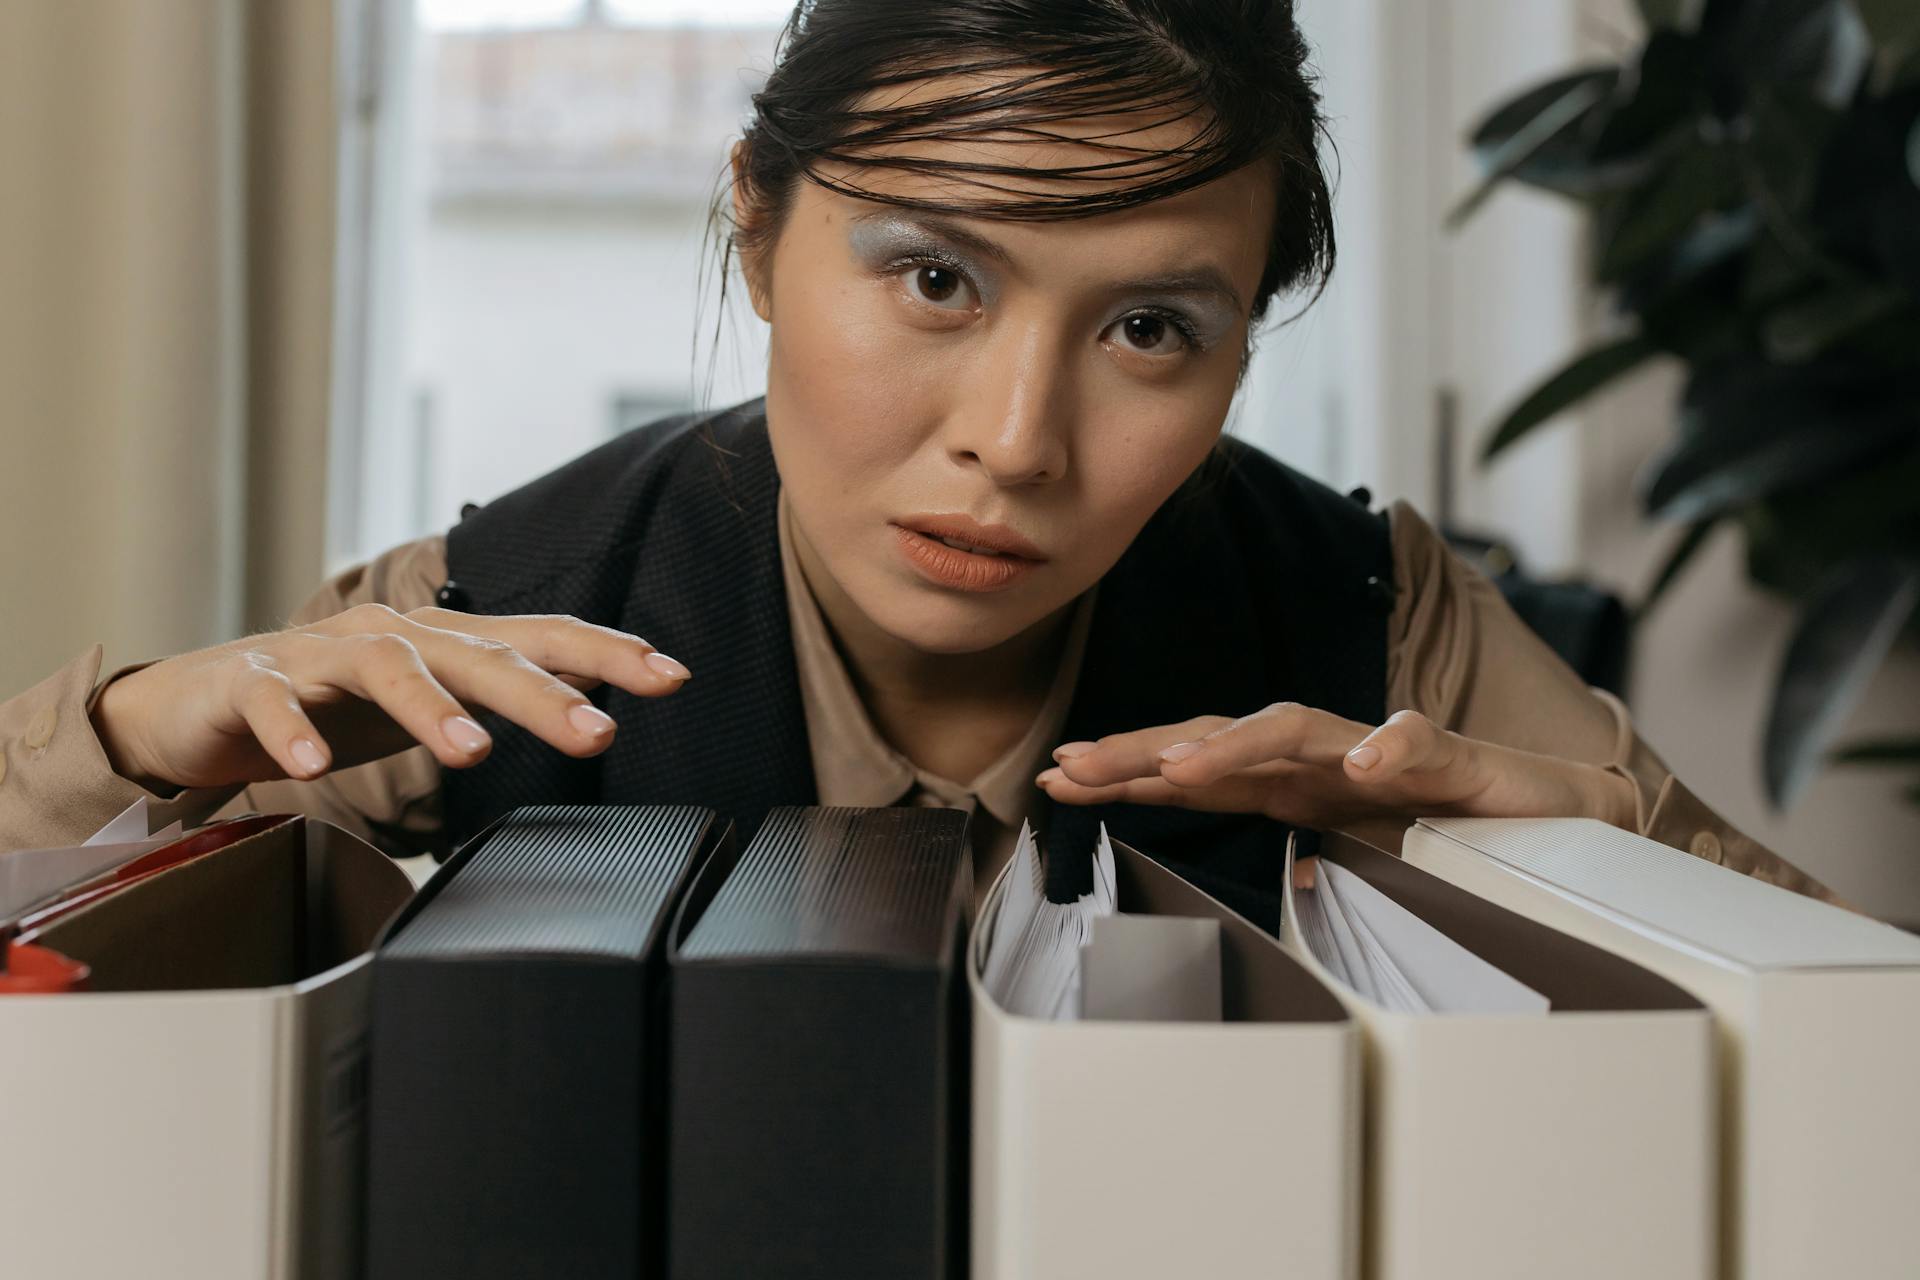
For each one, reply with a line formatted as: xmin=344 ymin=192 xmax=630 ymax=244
xmin=1283 ymin=832 xmax=1716 ymax=1280
xmin=0 ymin=814 xmax=413 ymax=1280
xmin=363 ymin=803 xmax=732 ymax=1280
xmin=1404 ymin=816 xmax=1920 ymax=1280
xmin=666 ymin=805 xmax=972 ymax=1280
xmin=971 ymin=835 xmax=1361 ymax=1280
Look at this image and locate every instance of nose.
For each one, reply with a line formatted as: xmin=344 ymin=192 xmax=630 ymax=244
xmin=944 ymin=320 xmax=1072 ymax=487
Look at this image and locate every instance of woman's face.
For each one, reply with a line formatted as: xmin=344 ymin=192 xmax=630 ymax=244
xmin=745 ymin=118 xmax=1275 ymax=656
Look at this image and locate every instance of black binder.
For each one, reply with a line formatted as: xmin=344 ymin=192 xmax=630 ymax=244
xmin=364 ymin=804 xmax=733 ymax=1280
xmin=666 ymin=805 xmax=973 ymax=1280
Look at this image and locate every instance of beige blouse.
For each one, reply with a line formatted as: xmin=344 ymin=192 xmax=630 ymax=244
xmin=0 ymin=497 xmax=1840 ymax=906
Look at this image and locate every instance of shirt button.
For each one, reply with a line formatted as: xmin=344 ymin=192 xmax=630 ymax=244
xmin=24 ymin=706 xmax=56 ymax=750
xmin=1689 ymin=830 xmax=1723 ymax=863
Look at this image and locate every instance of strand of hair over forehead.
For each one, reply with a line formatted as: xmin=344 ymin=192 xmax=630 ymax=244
xmin=748 ymin=1 xmax=1309 ymax=222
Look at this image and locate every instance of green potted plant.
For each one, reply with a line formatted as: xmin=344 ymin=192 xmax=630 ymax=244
xmin=1454 ymin=0 xmax=1920 ymax=808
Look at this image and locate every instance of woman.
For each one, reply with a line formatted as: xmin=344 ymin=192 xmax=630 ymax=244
xmin=0 ymin=0 xmax=1836 ymax=927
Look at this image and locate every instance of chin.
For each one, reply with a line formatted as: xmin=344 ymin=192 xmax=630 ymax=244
xmin=857 ymin=584 xmax=1044 ymax=656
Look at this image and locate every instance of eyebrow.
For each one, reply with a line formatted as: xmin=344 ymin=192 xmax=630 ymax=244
xmin=850 ymin=210 xmax=1247 ymax=314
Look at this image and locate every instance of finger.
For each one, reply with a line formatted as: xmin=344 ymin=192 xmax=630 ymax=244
xmin=1342 ymin=709 xmax=1457 ymax=782
xmin=292 ymin=632 xmax=502 ymax=765
xmin=1292 ymin=854 xmax=1319 ymax=891
xmin=313 ymin=610 xmax=621 ymax=758
xmin=1156 ymin=701 xmax=1373 ymax=786
xmin=1050 ymin=715 xmax=1232 ymax=786
xmin=411 ymin=607 xmax=690 ymax=697
xmin=357 ymin=629 xmax=621 ymax=760
xmin=229 ymin=662 xmax=336 ymax=779
xmin=1035 ymin=765 xmax=1276 ymax=814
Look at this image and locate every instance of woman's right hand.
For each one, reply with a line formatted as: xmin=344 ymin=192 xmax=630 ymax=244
xmin=89 ymin=603 xmax=692 ymax=793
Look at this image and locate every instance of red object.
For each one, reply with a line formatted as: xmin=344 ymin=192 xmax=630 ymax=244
xmin=0 ymin=814 xmax=292 ymax=993
xmin=11 ymin=813 xmax=288 ymax=939
xmin=0 ymin=943 xmax=90 ymax=994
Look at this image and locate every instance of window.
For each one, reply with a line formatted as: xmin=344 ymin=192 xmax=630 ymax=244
xmin=330 ymin=0 xmax=788 ymax=570
xmin=331 ymin=0 xmax=1584 ymax=576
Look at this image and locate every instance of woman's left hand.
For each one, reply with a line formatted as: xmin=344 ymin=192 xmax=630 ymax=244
xmin=1037 ymin=704 xmax=1637 ymax=833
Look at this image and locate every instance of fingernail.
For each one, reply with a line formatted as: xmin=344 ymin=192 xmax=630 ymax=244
xmin=1347 ymin=744 xmax=1382 ymax=771
xmin=644 ymin=651 xmax=691 ymax=681
xmin=1035 ymin=767 xmax=1064 ymax=785
xmin=1159 ymin=741 xmax=1203 ymax=764
xmin=290 ymin=737 xmax=328 ymax=776
xmin=1053 ymin=742 xmax=1095 ymax=761
xmin=442 ymin=715 xmax=490 ymax=754
xmin=569 ymin=704 xmax=615 ymax=737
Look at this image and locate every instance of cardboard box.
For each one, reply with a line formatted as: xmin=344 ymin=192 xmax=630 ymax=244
xmin=1284 ymin=832 xmax=1716 ymax=1280
xmin=0 ymin=814 xmax=413 ymax=1280
xmin=970 ymin=837 xmax=1361 ymax=1280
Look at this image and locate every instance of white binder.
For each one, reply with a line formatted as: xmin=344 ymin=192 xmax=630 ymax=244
xmin=1404 ymin=816 xmax=1920 ymax=1280
xmin=1282 ymin=832 xmax=1716 ymax=1280
xmin=970 ymin=837 xmax=1360 ymax=1280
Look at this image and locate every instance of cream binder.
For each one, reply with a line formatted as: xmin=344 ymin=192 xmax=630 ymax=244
xmin=1404 ymin=816 xmax=1920 ymax=1280
xmin=969 ymin=837 xmax=1360 ymax=1280
xmin=1283 ymin=832 xmax=1716 ymax=1280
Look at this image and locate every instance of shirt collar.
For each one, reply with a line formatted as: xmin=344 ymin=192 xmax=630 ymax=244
xmin=777 ymin=487 xmax=1094 ymax=826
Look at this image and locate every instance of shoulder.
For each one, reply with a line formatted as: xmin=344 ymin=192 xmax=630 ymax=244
xmin=292 ymin=532 xmax=449 ymax=626
xmin=445 ymin=398 xmax=768 ymax=608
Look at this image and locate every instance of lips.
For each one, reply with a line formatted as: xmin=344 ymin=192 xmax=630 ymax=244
xmin=894 ymin=515 xmax=1047 ymax=562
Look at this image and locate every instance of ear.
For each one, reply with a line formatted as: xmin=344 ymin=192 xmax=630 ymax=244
xmin=729 ymin=140 xmax=774 ymax=323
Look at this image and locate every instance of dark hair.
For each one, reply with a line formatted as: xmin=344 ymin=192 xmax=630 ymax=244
xmin=726 ymin=0 xmax=1335 ymax=325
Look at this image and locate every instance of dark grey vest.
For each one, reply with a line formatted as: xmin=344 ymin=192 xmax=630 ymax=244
xmin=438 ymin=400 xmax=1393 ymax=932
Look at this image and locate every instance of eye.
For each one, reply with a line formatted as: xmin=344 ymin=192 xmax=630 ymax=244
xmin=1104 ymin=311 xmax=1195 ymax=356
xmin=898 ymin=263 xmax=978 ymax=311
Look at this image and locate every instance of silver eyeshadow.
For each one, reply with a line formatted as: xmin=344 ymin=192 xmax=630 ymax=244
xmin=844 ymin=211 xmax=1241 ymax=350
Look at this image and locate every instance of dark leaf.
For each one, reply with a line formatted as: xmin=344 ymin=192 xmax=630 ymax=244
xmin=1854 ymin=0 xmax=1920 ymax=66
xmin=1637 ymin=0 xmax=1704 ymax=30
xmin=1642 ymin=360 xmax=1918 ymax=521
xmin=1637 ymin=519 xmax=1719 ymax=617
xmin=1590 ymin=31 xmax=1704 ymax=164
xmin=1764 ymin=556 xmax=1920 ymax=806
xmin=1745 ymin=87 xmax=1843 ymax=225
xmin=1635 ymin=274 xmax=1750 ymax=363
xmin=1872 ymin=183 xmax=1920 ymax=294
xmin=1596 ymin=144 xmax=1742 ymax=281
xmin=1619 ymin=207 xmax=1759 ymax=314
xmin=1481 ymin=334 xmax=1661 ymax=460
xmin=1744 ymin=438 xmax=1920 ymax=594
xmin=1450 ymin=76 xmax=1616 ymax=226
xmin=1831 ymin=735 xmax=1920 ymax=763
xmin=1763 ymin=282 xmax=1907 ymax=360
xmin=1809 ymin=89 xmax=1920 ymax=263
xmin=1701 ymin=0 xmax=1864 ymax=112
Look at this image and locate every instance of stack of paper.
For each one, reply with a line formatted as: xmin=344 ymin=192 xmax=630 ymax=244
xmin=1292 ymin=857 xmax=1549 ymax=1014
xmin=978 ymin=820 xmax=1117 ymax=1019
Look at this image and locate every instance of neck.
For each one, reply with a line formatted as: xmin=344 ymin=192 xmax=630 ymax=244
xmin=787 ymin=521 xmax=1075 ymax=721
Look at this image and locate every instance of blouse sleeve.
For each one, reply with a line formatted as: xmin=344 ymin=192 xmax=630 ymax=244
xmin=1381 ymin=499 xmax=1844 ymax=906
xmin=0 ymin=534 xmax=452 ymax=859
